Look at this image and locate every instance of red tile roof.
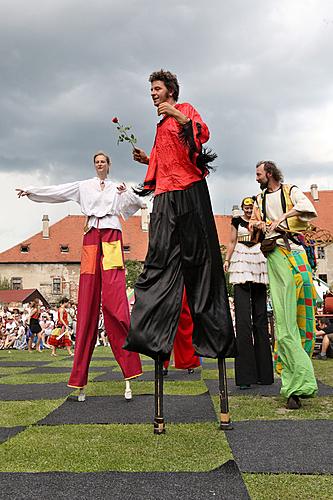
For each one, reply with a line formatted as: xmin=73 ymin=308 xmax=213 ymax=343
xmin=214 ymin=215 xmax=232 ymax=246
xmin=121 ymin=216 xmax=149 ymax=261
xmin=0 ymin=213 xmax=234 ymax=264
xmin=305 ymin=190 xmax=333 ymax=233
xmin=0 ymin=289 xmax=46 ymax=305
xmin=0 ymin=215 xmax=85 ymax=263
xmin=0 ymin=289 xmax=36 ymax=302
xmin=2 ymin=189 xmax=330 ymax=265
xmin=0 ymin=215 xmax=149 ymax=263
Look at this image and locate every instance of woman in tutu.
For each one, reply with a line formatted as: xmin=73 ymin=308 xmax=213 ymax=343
xmin=48 ymin=297 xmax=73 ymax=357
xmin=224 ymin=197 xmax=273 ymax=389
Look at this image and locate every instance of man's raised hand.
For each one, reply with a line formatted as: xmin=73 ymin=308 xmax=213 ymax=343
xmin=157 ymin=102 xmax=176 ymax=117
xmin=132 ymin=148 xmax=149 ymax=165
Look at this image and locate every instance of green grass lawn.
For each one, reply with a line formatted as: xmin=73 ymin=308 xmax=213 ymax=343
xmin=201 ymin=368 xmax=235 ymax=379
xmin=244 ymin=473 xmax=333 ymax=500
xmin=0 ymin=399 xmax=65 ymax=426
xmin=0 ymin=366 xmax=34 ymax=377
xmin=0 ymin=350 xmax=332 ymax=499
xmin=0 ymin=372 xmax=101 ymax=385
xmin=0 ymin=422 xmax=232 ymax=472
xmin=85 ymin=379 xmax=208 ymax=396
xmin=212 ymin=394 xmax=333 ymax=421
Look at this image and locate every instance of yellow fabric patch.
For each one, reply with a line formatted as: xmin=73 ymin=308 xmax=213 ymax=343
xmin=102 ymin=240 xmax=124 ymax=270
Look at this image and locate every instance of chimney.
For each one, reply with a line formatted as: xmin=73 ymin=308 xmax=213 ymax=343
xmin=141 ymin=204 xmax=149 ymax=232
xmin=310 ymin=184 xmax=319 ymax=201
xmin=232 ymin=205 xmax=241 ymax=217
xmin=42 ymin=215 xmax=50 ymax=239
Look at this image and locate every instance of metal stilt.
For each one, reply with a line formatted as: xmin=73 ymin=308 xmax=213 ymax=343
xmin=154 ymin=355 xmax=165 ymax=434
xmin=218 ymin=358 xmax=233 ymax=430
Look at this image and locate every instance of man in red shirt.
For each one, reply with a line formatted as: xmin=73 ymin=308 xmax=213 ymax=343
xmin=125 ymin=69 xmax=236 ymax=366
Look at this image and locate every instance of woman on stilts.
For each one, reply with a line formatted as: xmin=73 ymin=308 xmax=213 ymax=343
xmin=16 ymin=151 xmax=143 ymax=400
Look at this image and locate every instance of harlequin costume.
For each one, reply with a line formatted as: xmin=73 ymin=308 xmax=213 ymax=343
xmin=124 ymin=102 xmax=237 ymax=361
xmin=228 ymin=205 xmax=273 ymax=387
xmin=48 ymin=307 xmax=72 ymax=348
xmin=24 ymin=178 xmax=143 ymax=388
xmin=251 ymin=184 xmax=318 ymax=399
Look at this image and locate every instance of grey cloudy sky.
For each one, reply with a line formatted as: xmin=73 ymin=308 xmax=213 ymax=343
xmin=1 ymin=0 xmax=333 ymax=251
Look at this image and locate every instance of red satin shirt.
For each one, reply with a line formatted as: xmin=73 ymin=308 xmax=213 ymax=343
xmin=143 ymin=102 xmax=210 ymax=195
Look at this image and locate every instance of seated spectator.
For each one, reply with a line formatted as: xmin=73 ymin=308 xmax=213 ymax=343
xmin=13 ymin=321 xmax=27 ymax=350
xmin=315 ymin=318 xmax=333 ymax=360
xmin=5 ymin=315 xmax=17 ymax=335
xmin=0 ymin=326 xmax=7 ymax=349
xmin=4 ymin=325 xmax=18 ymax=349
xmin=40 ymin=314 xmax=54 ymax=348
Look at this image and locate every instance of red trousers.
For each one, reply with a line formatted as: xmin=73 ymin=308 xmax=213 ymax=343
xmin=164 ymin=291 xmax=201 ymax=370
xmin=68 ymin=228 xmax=142 ymax=388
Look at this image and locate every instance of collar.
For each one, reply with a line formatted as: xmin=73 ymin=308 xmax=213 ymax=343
xmin=266 ymin=185 xmax=282 ymax=194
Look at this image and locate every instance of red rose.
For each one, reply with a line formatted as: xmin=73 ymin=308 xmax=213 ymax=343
xmin=112 ymin=117 xmax=119 ymax=123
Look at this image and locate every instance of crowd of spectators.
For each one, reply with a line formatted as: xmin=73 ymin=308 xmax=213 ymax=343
xmin=0 ymin=302 xmax=77 ymax=351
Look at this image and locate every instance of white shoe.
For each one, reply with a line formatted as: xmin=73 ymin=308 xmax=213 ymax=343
xmin=78 ymin=392 xmax=86 ymax=402
xmin=124 ymin=388 xmax=132 ymax=400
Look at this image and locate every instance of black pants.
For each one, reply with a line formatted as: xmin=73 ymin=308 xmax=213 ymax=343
xmin=125 ymin=179 xmax=237 ymax=360
xmin=234 ymin=282 xmax=274 ymax=385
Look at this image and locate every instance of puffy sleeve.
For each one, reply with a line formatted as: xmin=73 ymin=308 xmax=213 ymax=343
xmin=179 ymin=103 xmax=210 ymax=151
xmin=249 ymin=195 xmax=262 ymax=227
xmin=290 ymin=187 xmax=317 ymax=222
xmin=231 ymin=217 xmax=240 ymax=229
xmin=25 ymin=181 xmax=81 ymax=204
xmin=116 ymin=188 xmax=144 ymax=220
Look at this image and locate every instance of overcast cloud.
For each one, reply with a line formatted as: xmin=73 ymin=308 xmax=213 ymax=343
xmin=1 ymin=0 xmax=333 ymax=251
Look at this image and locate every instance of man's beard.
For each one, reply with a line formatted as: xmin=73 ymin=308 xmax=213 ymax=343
xmin=260 ymin=180 xmax=268 ymax=190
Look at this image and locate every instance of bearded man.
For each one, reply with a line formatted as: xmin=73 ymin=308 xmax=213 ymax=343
xmin=251 ymin=160 xmax=318 ymax=409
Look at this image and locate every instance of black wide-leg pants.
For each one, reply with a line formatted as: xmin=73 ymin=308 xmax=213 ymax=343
xmin=233 ymin=282 xmax=274 ymax=385
xmin=124 ymin=179 xmax=237 ymax=360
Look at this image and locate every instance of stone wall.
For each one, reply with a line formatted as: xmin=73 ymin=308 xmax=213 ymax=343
xmin=0 ymin=262 xmax=80 ymax=305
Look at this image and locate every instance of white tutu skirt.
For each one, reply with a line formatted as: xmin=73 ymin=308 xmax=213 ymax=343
xmin=229 ymin=243 xmax=268 ymax=285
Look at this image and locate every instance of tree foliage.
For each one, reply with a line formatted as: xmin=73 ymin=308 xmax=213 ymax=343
xmin=220 ymin=245 xmax=233 ymax=297
xmin=125 ymin=260 xmax=143 ymax=289
xmin=0 ymin=276 xmax=11 ymax=290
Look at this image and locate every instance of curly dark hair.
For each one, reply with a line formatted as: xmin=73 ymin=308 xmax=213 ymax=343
xmin=256 ymin=160 xmax=284 ymax=182
xmin=149 ymin=69 xmax=180 ymax=101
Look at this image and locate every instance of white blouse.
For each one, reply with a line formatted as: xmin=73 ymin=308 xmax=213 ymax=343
xmin=25 ymin=178 xmax=144 ymax=231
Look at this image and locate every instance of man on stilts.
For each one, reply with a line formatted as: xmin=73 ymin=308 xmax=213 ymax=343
xmin=124 ymin=69 xmax=237 ymax=433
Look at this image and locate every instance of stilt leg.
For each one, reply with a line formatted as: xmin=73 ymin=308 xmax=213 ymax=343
xmin=218 ymin=358 xmax=233 ymax=430
xmin=78 ymin=388 xmax=86 ymax=402
xmin=124 ymin=380 xmax=132 ymax=400
xmin=154 ymin=355 xmax=165 ymax=435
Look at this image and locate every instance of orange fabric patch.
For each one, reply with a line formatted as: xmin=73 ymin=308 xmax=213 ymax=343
xmin=102 ymin=240 xmax=124 ymax=270
xmin=80 ymin=245 xmax=98 ymax=275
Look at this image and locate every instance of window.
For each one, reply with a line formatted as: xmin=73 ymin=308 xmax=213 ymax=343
xmin=123 ymin=245 xmax=131 ymax=253
xmin=60 ymin=245 xmax=69 ymax=253
xmin=20 ymin=245 xmax=29 ymax=253
xmin=317 ymin=247 xmax=325 ymax=259
xmin=11 ymin=277 xmax=22 ymax=290
xmin=319 ymin=274 xmax=328 ymax=284
xmin=52 ymin=278 xmax=61 ymax=294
